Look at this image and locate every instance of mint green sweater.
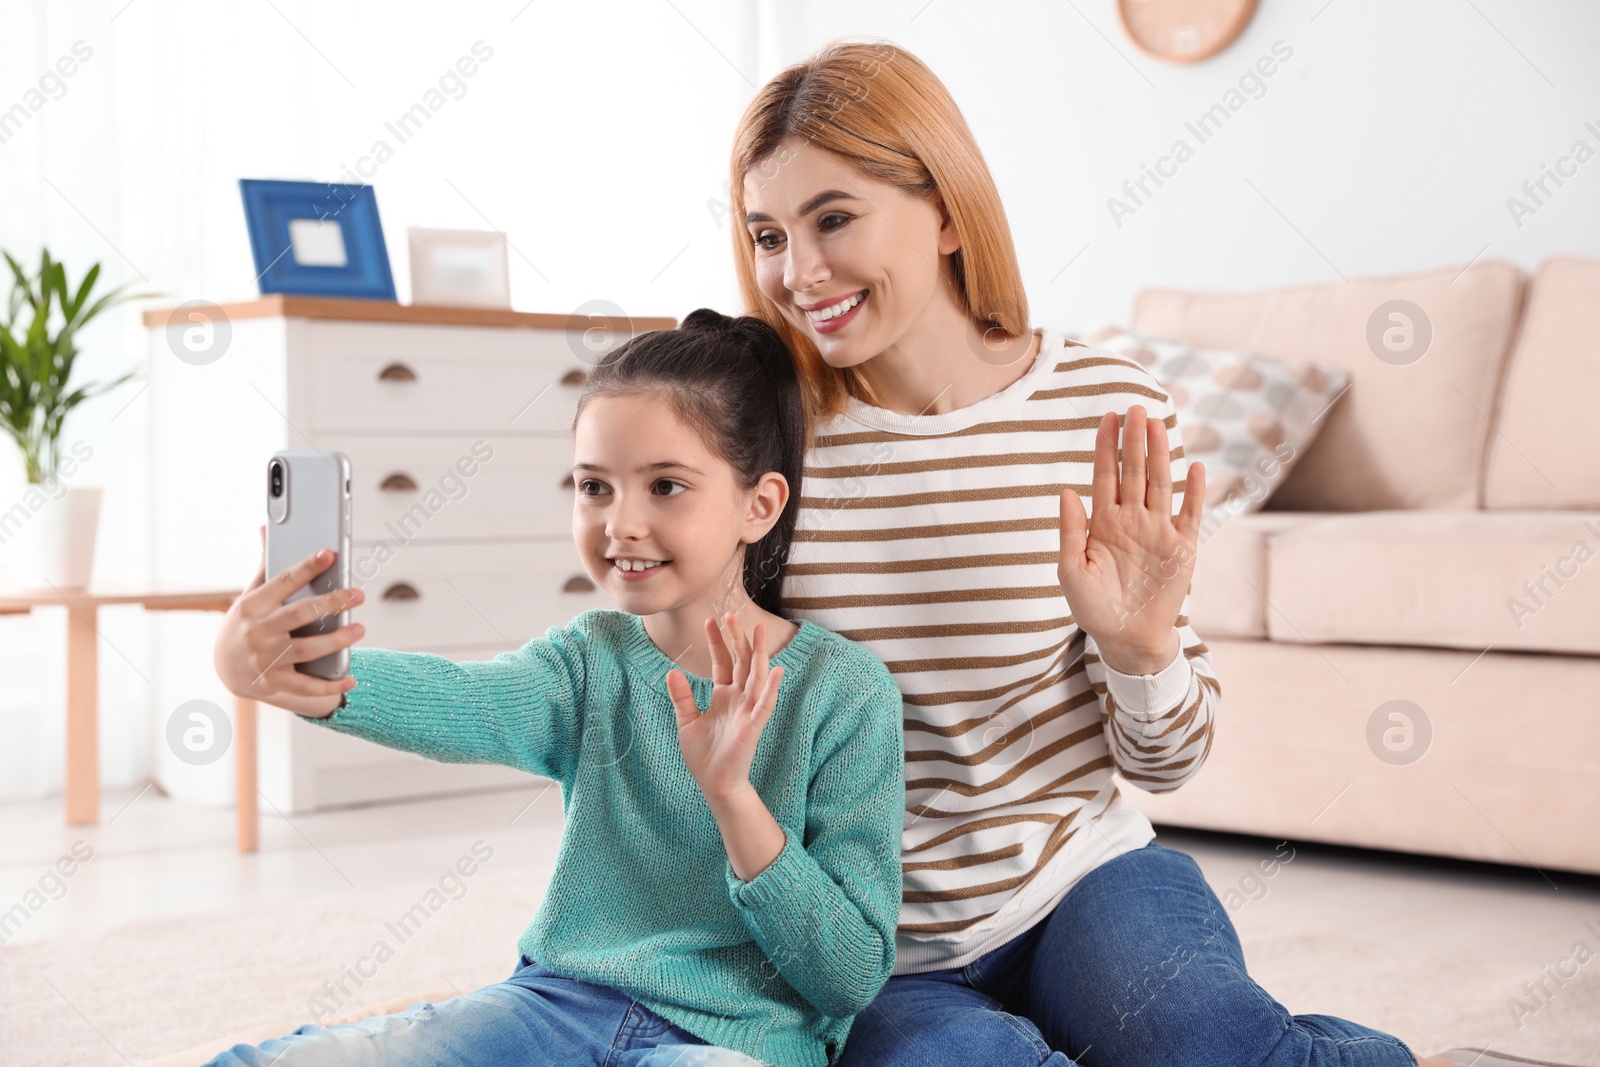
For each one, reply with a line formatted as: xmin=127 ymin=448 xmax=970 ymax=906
xmin=307 ymin=608 xmax=905 ymax=1067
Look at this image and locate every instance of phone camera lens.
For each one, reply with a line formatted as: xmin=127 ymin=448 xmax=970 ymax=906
xmin=269 ymin=461 xmax=284 ymax=498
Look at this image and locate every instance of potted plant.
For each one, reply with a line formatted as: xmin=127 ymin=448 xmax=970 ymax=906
xmin=0 ymin=249 xmax=144 ymax=589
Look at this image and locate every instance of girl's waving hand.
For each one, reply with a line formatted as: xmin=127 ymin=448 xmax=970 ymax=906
xmin=667 ymin=612 xmax=786 ymax=803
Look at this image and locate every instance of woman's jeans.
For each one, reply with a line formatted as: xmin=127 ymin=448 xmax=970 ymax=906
xmin=837 ymin=841 xmax=1418 ymax=1067
xmin=202 ymin=957 xmax=766 ymax=1066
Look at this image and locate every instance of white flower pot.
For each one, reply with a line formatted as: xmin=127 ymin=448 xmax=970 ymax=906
xmin=7 ymin=485 xmax=102 ymax=590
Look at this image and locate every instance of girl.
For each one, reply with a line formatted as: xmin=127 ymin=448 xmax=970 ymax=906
xmin=725 ymin=38 xmax=1485 ymax=1067
xmin=211 ymin=309 xmax=905 ymax=1067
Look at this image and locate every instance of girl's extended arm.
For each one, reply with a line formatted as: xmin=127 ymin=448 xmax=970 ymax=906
xmin=216 ymin=529 xmax=587 ymax=781
xmin=307 ymin=625 xmax=590 ymax=783
xmin=215 ymin=506 xmax=589 ymax=781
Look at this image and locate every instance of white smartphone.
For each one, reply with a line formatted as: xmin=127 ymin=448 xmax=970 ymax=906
xmin=265 ymin=450 xmax=353 ymax=680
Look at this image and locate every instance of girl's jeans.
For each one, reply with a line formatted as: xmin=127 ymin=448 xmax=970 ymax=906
xmin=837 ymin=841 xmax=1418 ymax=1067
xmin=202 ymin=957 xmax=766 ymax=1066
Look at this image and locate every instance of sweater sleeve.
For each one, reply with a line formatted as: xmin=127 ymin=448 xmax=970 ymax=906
xmin=304 ymin=614 xmax=591 ymax=785
xmin=1084 ymin=602 xmax=1219 ymax=793
xmin=1081 ymin=388 xmax=1220 ymax=794
xmin=723 ymin=655 xmax=904 ymax=1020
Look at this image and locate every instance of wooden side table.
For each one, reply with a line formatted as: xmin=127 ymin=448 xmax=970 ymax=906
xmin=0 ymin=587 xmax=263 ymax=851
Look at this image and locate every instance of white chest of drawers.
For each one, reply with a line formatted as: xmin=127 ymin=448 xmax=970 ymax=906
xmin=145 ymin=296 xmax=675 ymax=815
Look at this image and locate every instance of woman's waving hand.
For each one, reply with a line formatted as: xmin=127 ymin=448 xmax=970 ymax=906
xmin=1058 ymin=405 xmax=1206 ymax=676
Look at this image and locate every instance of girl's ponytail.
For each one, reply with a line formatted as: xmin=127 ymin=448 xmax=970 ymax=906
xmin=575 ymin=308 xmax=807 ymax=617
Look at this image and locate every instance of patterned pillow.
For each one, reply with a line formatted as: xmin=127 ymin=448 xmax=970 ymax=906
xmin=1071 ymin=324 xmax=1351 ymax=517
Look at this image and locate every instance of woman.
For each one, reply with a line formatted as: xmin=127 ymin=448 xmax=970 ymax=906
xmin=728 ymin=38 xmax=1479 ymax=1067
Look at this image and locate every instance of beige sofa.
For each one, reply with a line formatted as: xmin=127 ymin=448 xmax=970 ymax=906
xmin=1122 ymin=256 xmax=1600 ymax=876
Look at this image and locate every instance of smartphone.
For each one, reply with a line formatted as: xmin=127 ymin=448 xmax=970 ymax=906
xmin=265 ymin=450 xmax=353 ymax=680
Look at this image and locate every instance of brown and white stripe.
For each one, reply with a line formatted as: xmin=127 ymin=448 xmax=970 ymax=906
xmin=782 ymin=329 xmax=1220 ymax=973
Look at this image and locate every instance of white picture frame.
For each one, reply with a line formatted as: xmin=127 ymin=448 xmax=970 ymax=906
xmin=407 ymin=227 xmax=512 ymax=308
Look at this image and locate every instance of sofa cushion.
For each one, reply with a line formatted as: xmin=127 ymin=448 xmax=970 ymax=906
xmin=1266 ymin=511 xmax=1600 ymax=656
xmin=1484 ymin=256 xmax=1600 ymax=510
xmin=1133 ymin=262 xmax=1526 ymax=512
xmin=1071 ymin=325 xmax=1350 ymax=516
xmin=1189 ymin=511 xmax=1323 ymax=639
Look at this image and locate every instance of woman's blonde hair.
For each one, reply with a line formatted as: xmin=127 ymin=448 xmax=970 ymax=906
xmin=729 ymin=38 xmax=1030 ymax=424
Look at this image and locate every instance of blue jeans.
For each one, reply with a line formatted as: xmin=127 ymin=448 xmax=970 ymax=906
xmin=837 ymin=841 xmax=1417 ymax=1067
xmin=203 ymin=956 xmax=766 ymax=1066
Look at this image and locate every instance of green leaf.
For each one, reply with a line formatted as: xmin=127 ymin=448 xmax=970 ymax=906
xmin=0 ymin=247 xmax=149 ymax=483
xmin=76 ymin=282 xmax=140 ymax=329
xmin=66 ymin=263 xmax=101 ymax=321
xmin=4 ymin=250 xmax=29 ymax=290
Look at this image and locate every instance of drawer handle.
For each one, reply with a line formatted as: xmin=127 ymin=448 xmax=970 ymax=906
xmin=562 ymin=575 xmax=595 ymax=594
xmin=380 ymin=472 xmax=418 ymax=492
xmin=382 ymin=582 xmax=421 ymax=601
xmin=559 ymin=369 xmax=588 ymax=387
xmin=378 ymin=362 xmax=418 ymax=382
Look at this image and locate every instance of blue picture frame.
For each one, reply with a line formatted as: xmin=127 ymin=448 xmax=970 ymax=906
xmin=239 ymin=179 xmax=397 ymax=301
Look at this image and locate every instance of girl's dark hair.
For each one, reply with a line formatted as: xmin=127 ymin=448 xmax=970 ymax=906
xmin=573 ymin=308 xmax=806 ymax=617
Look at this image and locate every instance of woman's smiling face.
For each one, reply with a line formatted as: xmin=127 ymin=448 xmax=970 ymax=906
xmin=742 ymin=136 xmax=961 ymax=370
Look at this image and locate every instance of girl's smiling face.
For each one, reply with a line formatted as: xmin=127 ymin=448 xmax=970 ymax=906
xmin=742 ymin=136 xmax=962 ymax=371
xmin=571 ymin=391 xmax=787 ymax=619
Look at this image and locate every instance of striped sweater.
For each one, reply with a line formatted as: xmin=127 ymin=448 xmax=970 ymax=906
xmin=782 ymin=327 xmax=1220 ymax=973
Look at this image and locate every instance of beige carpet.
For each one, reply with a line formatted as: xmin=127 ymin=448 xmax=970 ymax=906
xmin=5 ymin=860 xmax=540 ymax=1067
xmin=4 ymin=847 xmax=1597 ymax=1066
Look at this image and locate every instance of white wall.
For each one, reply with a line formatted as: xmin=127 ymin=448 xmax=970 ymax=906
xmin=0 ymin=0 xmax=1595 ymax=804
xmin=786 ymin=0 xmax=1600 ymax=329
xmin=0 ymin=0 xmax=760 ymax=803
